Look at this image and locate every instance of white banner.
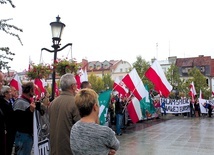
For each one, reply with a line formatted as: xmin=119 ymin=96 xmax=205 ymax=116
xmin=33 ymin=107 xmax=50 ymax=155
xmin=199 ymin=98 xmax=214 ymax=113
xmin=160 ymin=98 xmax=190 ymax=113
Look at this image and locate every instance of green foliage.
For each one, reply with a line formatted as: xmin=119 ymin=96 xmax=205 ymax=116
xmin=188 ymin=67 xmax=211 ymax=99
xmin=0 ymin=1 xmax=23 ymax=70
xmin=27 ymin=63 xmax=52 ymax=80
xmin=54 ymin=58 xmax=80 ymax=76
xmin=132 ymin=55 xmax=153 ymax=89
xmin=166 ymin=64 xmax=182 ymax=99
xmin=102 ymin=73 xmax=113 ymax=89
xmin=88 ymin=73 xmax=105 ymax=93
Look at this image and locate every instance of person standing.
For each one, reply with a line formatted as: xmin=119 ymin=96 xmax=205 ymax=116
xmin=9 ymin=86 xmax=19 ymax=106
xmin=115 ymin=95 xmax=124 ymax=135
xmin=49 ymin=73 xmax=80 ymax=155
xmin=80 ymin=81 xmax=92 ymax=89
xmin=194 ymin=96 xmax=200 ymax=117
xmin=207 ymin=103 xmax=213 ymax=117
xmin=0 ymin=72 xmax=6 ymax=155
xmin=70 ymin=88 xmax=120 ymax=155
xmin=13 ymin=82 xmax=36 ymax=155
xmin=0 ymin=86 xmax=16 ymax=155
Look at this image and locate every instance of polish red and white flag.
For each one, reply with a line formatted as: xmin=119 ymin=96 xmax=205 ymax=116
xmin=75 ymin=68 xmax=88 ymax=89
xmin=113 ymin=77 xmax=128 ymax=97
xmin=122 ymin=68 xmax=147 ymax=101
xmin=127 ymin=97 xmax=142 ymax=123
xmin=189 ymin=81 xmax=197 ymax=102
xmin=145 ymin=60 xmax=172 ymax=98
xmin=10 ymin=74 xmax=22 ymax=96
xmin=34 ymin=78 xmax=45 ymax=100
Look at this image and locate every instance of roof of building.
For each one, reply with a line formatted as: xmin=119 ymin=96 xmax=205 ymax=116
xmin=176 ymin=55 xmax=212 ymax=67
xmin=82 ymin=59 xmax=124 ymax=71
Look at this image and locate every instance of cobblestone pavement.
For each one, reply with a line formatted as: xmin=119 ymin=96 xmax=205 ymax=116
xmin=116 ymin=115 xmax=214 ymax=155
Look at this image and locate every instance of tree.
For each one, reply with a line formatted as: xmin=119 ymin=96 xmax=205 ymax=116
xmin=102 ymin=73 xmax=113 ymax=89
xmin=188 ymin=67 xmax=211 ymax=99
xmin=166 ymin=64 xmax=181 ymax=88
xmin=88 ymin=73 xmax=105 ymax=93
xmin=132 ymin=55 xmax=153 ymax=89
xmin=166 ymin=64 xmax=182 ymax=98
xmin=0 ymin=0 xmax=23 ymax=70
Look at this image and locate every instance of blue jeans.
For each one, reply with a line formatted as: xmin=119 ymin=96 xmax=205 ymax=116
xmin=116 ymin=113 xmax=123 ymax=134
xmin=15 ymin=131 xmax=33 ymax=155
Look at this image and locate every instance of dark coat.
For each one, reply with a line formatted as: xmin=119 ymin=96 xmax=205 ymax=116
xmin=0 ymin=96 xmax=16 ymax=155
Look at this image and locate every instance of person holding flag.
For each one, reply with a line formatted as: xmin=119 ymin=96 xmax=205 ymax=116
xmin=114 ymin=94 xmax=124 ymax=136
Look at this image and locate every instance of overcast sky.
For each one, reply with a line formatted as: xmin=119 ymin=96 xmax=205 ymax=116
xmin=1 ymin=0 xmax=214 ymax=72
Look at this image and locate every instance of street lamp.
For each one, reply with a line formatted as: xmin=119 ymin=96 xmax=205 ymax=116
xmin=41 ymin=16 xmax=72 ymax=101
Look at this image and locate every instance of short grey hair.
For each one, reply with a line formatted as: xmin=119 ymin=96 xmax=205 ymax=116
xmin=1 ymin=85 xmax=10 ymax=95
xmin=60 ymin=73 xmax=76 ymax=91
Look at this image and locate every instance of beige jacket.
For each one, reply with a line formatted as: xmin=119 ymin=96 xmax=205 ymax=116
xmin=49 ymin=91 xmax=80 ymax=155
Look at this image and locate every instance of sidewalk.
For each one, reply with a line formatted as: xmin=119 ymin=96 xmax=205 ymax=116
xmin=116 ymin=115 xmax=214 ymax=155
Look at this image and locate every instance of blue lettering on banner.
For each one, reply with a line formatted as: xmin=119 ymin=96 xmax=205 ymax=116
xmin=160 ymin=98 xmax=190 ymax=113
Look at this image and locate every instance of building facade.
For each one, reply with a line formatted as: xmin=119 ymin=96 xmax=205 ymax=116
xmin=175 ymin=55 xmax=214 ymax=91
xmin=81 ymin=59 xmax=132 ymax=81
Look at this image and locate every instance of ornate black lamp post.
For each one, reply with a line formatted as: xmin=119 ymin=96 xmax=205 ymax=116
xmin=41 ymin=16 xmax=72 ymax=101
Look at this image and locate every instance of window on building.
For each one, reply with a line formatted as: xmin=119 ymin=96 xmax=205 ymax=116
xmin=120 ymin=68 xmax=122 ymax=72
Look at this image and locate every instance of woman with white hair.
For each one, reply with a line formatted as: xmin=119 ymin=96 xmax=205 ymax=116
xmin=0 ymin=85 xmax=16 ymax=155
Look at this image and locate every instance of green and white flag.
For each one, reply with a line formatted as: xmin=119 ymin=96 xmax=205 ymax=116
xmin=140 ymin=85 xmax=156 ymax=119
xmin=98 ymin=90 xmax=111 ymax=125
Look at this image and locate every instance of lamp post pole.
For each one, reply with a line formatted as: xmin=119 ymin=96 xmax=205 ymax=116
xmin=41 ymin=16 xmax=72 ymax=101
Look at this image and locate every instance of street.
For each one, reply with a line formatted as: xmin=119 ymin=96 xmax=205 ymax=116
xmin=116 ymin=115 xmax=214 ymax=155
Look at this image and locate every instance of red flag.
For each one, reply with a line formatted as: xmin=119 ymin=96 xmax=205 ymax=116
xmin=55 ymin=82 xmax=60 ymax=96
xmin=34 ymin=78 xmax=45 ymax=100
xmin=10 ymin=74 xmax=22 ymax=96
xmin=75 ymin=74 xmax=81 ymax=89
xmin=145 ymin=60 xmax=172 ymax=98
xmin=113 ymin=77 xmax=128 ymax=97
xmin=75 ymin=68 xmax=88 ymax=89
xmin=189 ymin=81 xmax=197 ymax=102
xmin=127 ymin=97 xmax=142 ymax=123
xmin=122 ymin=68 xmax=147 ymax=101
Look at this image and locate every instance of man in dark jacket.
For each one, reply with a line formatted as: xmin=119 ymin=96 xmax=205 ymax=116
xmin=13 ymin=82 xmax=36 ymax=155
xmin=115 ymin=95 xmax=124 ymax=135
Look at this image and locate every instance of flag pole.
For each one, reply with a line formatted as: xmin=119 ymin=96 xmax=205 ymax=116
xmin=122 ymin=87 xmax=137 ymax=113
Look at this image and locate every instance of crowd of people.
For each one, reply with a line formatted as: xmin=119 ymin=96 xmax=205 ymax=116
xmin=1 ymin=70 xmax=214 ymax=155
xmin=0 ymin=72 xmax=120 ymax=155
xmin=189 ymin=95 xmax=213 ymax=118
